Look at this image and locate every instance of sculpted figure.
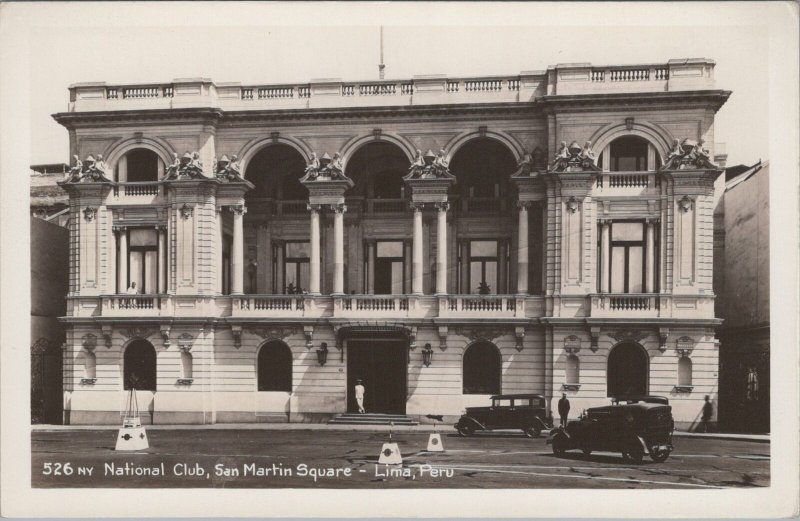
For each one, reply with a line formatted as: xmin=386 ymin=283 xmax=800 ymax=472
xmin=663 ymin=139 xmax=683 ymax=169
xmin=555 ymin=141 xmax=570 ymax=160
xmin=228 ymin=154 xmax=242 ymax=178
xmin=329 ymin=152 xmax=345 ymax=179
xmin=191 ymin=152 xmax=204 ymax=172
xmin=579 ymin=141 xmax=595 ymax=162
xmin=95 ymin=154 xmax=108 ymax=175
xmin=409 ymin=149 xmax=424 ymax=172
xmin=67 ymin=154 xmax=83 ymax=181
xmin=512 ymin=150 xmax=533 ymax=176
xmin=433 ymin=148 xmax=450 ymax=170
xmin=304 ymin=152 xmax=320 ymax=180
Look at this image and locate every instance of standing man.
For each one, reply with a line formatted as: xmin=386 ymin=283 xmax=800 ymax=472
xmin=700 ymin=395 xmax=714 ymax=433
xmin=558 ymin=393 xmax=571 ymax=428
xmin=126 ymin=281 xmax=138 ymax=295
xmin=354 ymin=378 xmax=366 ymax=414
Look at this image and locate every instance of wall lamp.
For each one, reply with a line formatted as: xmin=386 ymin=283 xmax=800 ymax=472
xmin=316 ymin=342 xmax=329 ymax=367
xmin=422 ymin=343 xmax=433 ymax=367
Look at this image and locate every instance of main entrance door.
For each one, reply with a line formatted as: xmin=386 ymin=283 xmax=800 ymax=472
xmin=346 ymin=338 xmax=407 ymax=414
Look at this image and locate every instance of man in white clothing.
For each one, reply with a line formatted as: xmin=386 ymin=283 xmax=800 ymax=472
xmin=354 ymin=379 xmax=365 ymax=414
xmin=126 ymin=281 xmax=138 ymax=295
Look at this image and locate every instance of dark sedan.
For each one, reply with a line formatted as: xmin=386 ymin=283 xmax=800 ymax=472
xmin=455 ymin=394 xmax=551 ymax=438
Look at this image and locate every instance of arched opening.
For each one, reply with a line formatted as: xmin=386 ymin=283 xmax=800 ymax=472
xmin=450 ymin=137 xmax=517 ymax=210
xmin=347 ymin=142 xmax=409 ymax=208
xmin=180 ymin=351 xmax=193 ymax=380
xmin=244 ymin=144 xmax=307 ymax=208
xmin=678 ymin=356 xmax=693 ymax=387
xmin=118 ymin=148 xmax=163 ymax=182
xmin=123 ymin=339 xmax=157 ymax=391
xmin=463 ymin=341 xmax=502 ymax=394
xmin=83 ymin=350 xmax=97 ymax=381
xmin=566 ymin=354 xmax=580 ymax=385
xmin=602 ymin=136 xmax=661 ymax=172
xmin=607 ymin=342 xmax=648 ymax=397
xmin=257 ymin=340 xmax=293 ymax=392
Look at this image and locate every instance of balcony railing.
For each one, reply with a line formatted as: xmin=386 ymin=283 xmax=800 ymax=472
xmin=340 ymin=295 xmax=409 ymax=312
xmin=239 ymin=295 xmax=304 ymax=311
xmin=101 ymin=295 xmax=166 ymax=317
xmin=113 ymin=181 xmax=162 ymax=197
xmin=447 ymin=295 xmax=516 ymax=313
xmin=589 ymin=293 xmax=661 ymax=318
xmin=595 ymin=172 xmax=659 ymax=194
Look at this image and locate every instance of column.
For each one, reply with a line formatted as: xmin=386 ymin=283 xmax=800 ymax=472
xmin=217 ymin=209 xmax=223 ymax=294
xmin=516 ymin=201 xmax=529 ymax=294
xmin=231 ymin=205 xmax=246 ymax=295
xmin=366 ymin=241 xmax=374 ymax=294
xmin=646 ymin=219 xmax=656 ymax=292
xmin=332 ymin=204 xmax=346 ymax=294
xmin=158 ymin=226 xmax=166 ymax=294
xmin=118 ymin=227 xmax=128 ymax=293
xmin=435 ymin=202 xmax=449 ymax=295
xmin=600 ymin=219 xmax=610 ymax=293
xmin=411 ymin=202 xmax=424 ymax=295
xmin=308 ymin=204 xmax=321 ymax=295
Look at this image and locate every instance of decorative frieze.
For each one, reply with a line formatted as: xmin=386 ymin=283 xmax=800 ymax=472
xmin=244 ymin=326 xmax=299 ymax=342
xmin=607 ymin=329 xmax=649 ymax=344
xmin=455 ymin=327 xmax=510 ymax=343
xmin=120 ymin=327 xmax=158 ymax=340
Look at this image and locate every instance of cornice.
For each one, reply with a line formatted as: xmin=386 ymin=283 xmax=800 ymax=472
xmin=51 ymin=107 xmax=224 ymax=130
xmin=538 ymin=90 xmax=732 ymax=114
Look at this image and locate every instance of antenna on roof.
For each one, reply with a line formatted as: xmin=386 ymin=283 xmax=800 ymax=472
xmin=378 ymin=26 xmax=386 ymax=80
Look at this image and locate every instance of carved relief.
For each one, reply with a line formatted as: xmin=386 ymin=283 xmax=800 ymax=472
xmin=164 ymin=151 xmax=205 ymax=179
xmin=244 ymin=326 xmax=298 ymax=342
xmin=455 ymin=327 xmax=510 ymax=343
xmin=607 ymin=330 xmax=649 ymax=344
xmin=177 ymin=333 xmax=194 ymax=352
xmin=81 ymin=333 xmax=97 ymax=352
xmin=563 ymin=335 xmax=581 ymax=354
xmin=65 ymin=154 xmax=111 ymax=183
xmin=180 ymin=203 xmax=193 ymax=220
xmin=565 ymin=196 xmax=580 ymax=214
xmin=678 ymin=195 xmax=694 ymax=213
xmin=83 ymin=207 xmax=97 ymax=222
xmin=301 ymin=152 xmax=349 ymax=181
xmin=661 ymin=138 xmax=716 ymax=170
xmin=119 ymin=327 xmax=157 ymax=340
xmin=676 ymin=336 xmax=695 ymax=357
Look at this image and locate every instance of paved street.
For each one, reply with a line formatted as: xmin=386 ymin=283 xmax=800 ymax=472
xmin=31 ymin=428 xmax=769 ymax=489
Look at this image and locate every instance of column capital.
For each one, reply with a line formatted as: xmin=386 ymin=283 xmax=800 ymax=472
xmin=516 ymin=200 xmax=533 ymax=211
xmin=331 ymin=203 xmax=347 ymax=214
xmin=229 ymin=205 xmax=247 ymax=216
xmin=645 ymin=217 xmax=660 ymax=225
xmin=598 ymin=218 xmax=613 ymax=225
xmin=409 ymin=201 xmax=425 ymax=212
xmin=112 ymin=225 xmax=128 ymax=232
xmin=434 ymin=201 xmax=450 ymax=212
xmin=307 ymin=203 xmax=323 ymax=213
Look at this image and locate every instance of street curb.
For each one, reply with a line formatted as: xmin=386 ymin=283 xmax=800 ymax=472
xmin=30 ymin=424 xmax=770 ymax=442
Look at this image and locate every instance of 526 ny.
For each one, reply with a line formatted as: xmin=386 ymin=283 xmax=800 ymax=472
xmin=42 ymin=462 xmax=94 ymax=476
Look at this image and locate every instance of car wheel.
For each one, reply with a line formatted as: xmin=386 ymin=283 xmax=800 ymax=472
xmin=552 ymin=434 xmax=567 ymax=456
xmin=523 ymin=425 xmax=541 ymax=438
xmin=627 ymin=443 xmax=644 ymax=464
xmin=650 ymin=448 xmax=671 ymax=463
xmin=457 ymin=423 xmax=475 ymax=437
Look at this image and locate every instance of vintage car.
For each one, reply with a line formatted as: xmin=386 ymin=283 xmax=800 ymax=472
xmin=455 ymin=394 xmax=551 ymax=438
xmin=548 ymin=397 xmax=675 ymax=463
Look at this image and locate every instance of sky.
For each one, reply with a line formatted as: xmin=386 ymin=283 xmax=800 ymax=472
xmin=25 ymin=3 xmax=773 ymax=167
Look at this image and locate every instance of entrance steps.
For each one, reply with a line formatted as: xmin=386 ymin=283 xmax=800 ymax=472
xmin=327 ymin=413 xmax=418 ymax=426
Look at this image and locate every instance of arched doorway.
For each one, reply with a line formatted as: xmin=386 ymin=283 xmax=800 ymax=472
xmin=123 ymin=339 xmax=157 ymax=391
xmin=463 ymin=341 xmax=502 ymax=394
xmin=607 ymin=342 xmax=649 ymax=397
xmin=257 ymin=340 xmax=293 ymax=392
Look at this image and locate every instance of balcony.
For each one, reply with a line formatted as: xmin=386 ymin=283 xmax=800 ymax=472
xmin=233 ymin=295 xmax=313 ymax=319
xmin=595 ymin=171 xmax=660 ymax=196
xmin=110 ymin=181 xmax=164 ymax=205
xmin=100 ymin=295 xmax=168 ymax=317
xmin=440 ymin=295 xmax=522 ymax=318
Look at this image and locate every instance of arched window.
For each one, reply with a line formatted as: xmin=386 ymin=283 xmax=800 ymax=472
xmin=604 ymin=136 xmax=660 ymax=172
xmin=678 ymin=356 xmax=692 ymax=387
xmin=450 ymin=138 xmax=516 ymax=201
xmin=257 ymin=341 xmax=293 ymax=392
xmin=347 ymin=141 xmax=409 ymax=201
xmin=244 ymin=144 xmax=307 ymax=201
xmin=566 ymin=354 xmax=580 ymax=385
xmin=463 ymin=342 xmax=501 ymax=394
xmin=123 ymin=340 xmax=157 ymax=391
xmin=607 ymin=342 xmax=648 ymax=397
xmin=119 ymin=148 xmax=162 ymax=182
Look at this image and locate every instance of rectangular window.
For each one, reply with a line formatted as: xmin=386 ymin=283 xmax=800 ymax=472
xmin=469 ymin=240 xmax=499 ymax=294
xmin=127 ymin=228 xmax=158 ymax=293
xmin=374 ymin=241 xmax=405 ymax=294
xmin=284 ymin=241 xmax=309 ymax=294
xmin=609 ymin=222 xmax=646 ymax=294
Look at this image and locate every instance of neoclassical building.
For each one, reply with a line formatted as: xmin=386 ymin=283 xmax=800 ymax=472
xmin=55 ymin=58 xmax=729 ymax=427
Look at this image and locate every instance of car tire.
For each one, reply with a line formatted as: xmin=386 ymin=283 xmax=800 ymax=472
xmin=457 ymin=423 xmax=475 ymax=437
xmin=552 ymin=435 xmax=567 ymax=456
xmin=650 ymin=448 xmax=670 ymax=463
xmin=523 ymin=425 xmax=541 ymax=438
xmin=627 ymin=443 xmax=644 ymax=464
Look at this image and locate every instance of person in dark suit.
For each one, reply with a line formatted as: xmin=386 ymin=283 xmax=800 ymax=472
xmin=558 ymin=393 xmax=571 ymax=427
xmin=700 ymin=395 xmax=714 ymax=432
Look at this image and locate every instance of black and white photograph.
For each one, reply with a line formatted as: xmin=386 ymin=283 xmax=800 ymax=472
xmin=1 ymin=1 xmax=798 ymax=518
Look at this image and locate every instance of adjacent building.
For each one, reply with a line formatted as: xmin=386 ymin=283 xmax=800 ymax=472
xmin=716 ymin=160 xmax=770 ymax=433
xmin=53 ymin=58 xmax=730 ymax=427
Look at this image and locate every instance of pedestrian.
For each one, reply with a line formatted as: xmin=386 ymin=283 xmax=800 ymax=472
xmin=558 ymin=393 xmax=570 ymax=427
xmin=126 ymin=281 xmax=138 ymax=295
xmin=700 ymin=395 xmax=714 ymax=432
xmin=354 ymin=378 xmax=365 ymax=414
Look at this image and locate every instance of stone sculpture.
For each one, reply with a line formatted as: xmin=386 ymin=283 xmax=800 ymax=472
xmin=215 ymin=154 xmax=243 ymax=180
xmin=65 ymin=154 xmax=111 ymax=182
xmin=406 ymin=148 xmax=454 ymax=179
xmin=301 ymin=151 xmax=350 ymax=182
xmin=164 ymin=151 xmax=206 ymax=179
xmin=661 ymin=138 xmax=717 ymax=170
xmin=549 ymin=140 xmax=601 ymax=173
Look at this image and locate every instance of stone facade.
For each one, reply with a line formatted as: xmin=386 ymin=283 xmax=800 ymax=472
xmin=54 ymin=59 xmax=730 ymax=428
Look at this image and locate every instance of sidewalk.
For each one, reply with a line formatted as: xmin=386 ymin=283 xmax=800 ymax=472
xmin=30 ymin=422 xmax=770 ymax=442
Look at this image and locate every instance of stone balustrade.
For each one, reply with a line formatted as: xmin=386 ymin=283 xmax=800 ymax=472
xmin=101 ymin=295 xmax=166 ymax=317
xmin=113 ymin=181 xmax=162 ymax=198
xmin=595 ymin=172 xmax=659 ymax=195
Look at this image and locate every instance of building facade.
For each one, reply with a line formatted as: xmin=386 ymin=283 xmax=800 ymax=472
xmin=716 ymin=161 xmax=770 ymax=433
xmin=54 ymin=58 xmax=729 ymax=427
